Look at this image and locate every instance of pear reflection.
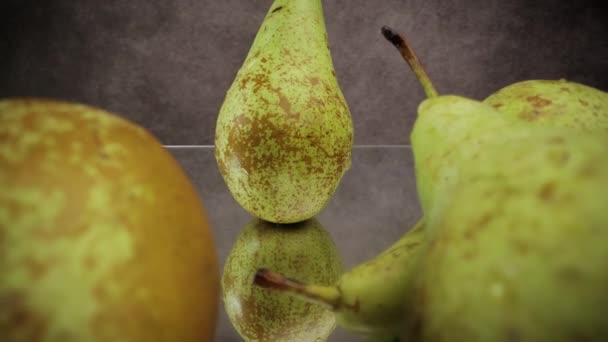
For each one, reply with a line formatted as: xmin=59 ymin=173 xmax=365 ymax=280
xmin=222 ymin=218 xmax=342 ymax=342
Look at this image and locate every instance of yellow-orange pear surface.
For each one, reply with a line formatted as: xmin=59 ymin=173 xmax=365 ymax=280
xmin=0 ymin=99 xmax=219 ymax=341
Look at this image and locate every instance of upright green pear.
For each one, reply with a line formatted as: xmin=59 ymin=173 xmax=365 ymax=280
xmin=215 ymin=0 xmax=353 ymax=223
xmin=222 ymin=218 xmax=342 ymax=342
xmin=379 ymin=26 xmax=519 ymax=216
xmin=484 ymin=79 xmax=608 ymax=131
xmin=388 ymin=27 xmax=608 ymax=341
xmin=411 ymin=97 xmax=518 ymax=217
xmin=381 ymin=27 xmax=608 ymax=216
xmin=404 ymin=100 xmax=608 ymax=342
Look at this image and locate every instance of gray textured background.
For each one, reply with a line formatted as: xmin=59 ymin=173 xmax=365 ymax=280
xmin=1 ymin=0 xmax=607 ymax=145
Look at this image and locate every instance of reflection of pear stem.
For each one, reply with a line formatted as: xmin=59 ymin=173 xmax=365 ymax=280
xmin=254 ymin=269 xmax=344 ymax=310
xmin=381 ymin=26 xmax=438 ymax=99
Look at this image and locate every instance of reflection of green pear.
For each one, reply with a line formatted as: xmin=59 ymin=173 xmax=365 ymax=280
xmin=215 ymin=0 xmax=353 ymax=224
xmin=222 ymin=218 xmax=342 ymax=342
xmin=484 ymin=79 xmax=608 ymax=131
xmin=254 ymin=220 xmax=426 ymax=338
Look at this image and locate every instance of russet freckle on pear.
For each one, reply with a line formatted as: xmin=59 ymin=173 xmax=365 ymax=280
xmin=484 ymin=79 xmax=608 ymax=130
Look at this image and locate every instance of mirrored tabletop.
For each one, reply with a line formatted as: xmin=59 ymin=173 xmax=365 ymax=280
xmin=169 ymin=145 xmax=422 ymax=341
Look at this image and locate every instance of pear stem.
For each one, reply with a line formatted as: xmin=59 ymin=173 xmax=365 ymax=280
xmin=381 ymin=26 xmax=438 ymax=98
xmin=254 ymin=268 xmax=342 ymax=310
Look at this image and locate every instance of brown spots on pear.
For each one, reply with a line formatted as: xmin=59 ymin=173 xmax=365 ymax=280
xmin=0 ymin=292 xmax=48 ymax=341
xmin=526 ymin=95 xmax=552 ymax=109
xmin=224 ymin=279 xmax=267 ymax=340
xmin=223 ymin=91 xmax=348 ymax=184
xmin=222 ymin=219 xmax=339 ymax=341
xmin=555 ymin=266 xmax=585 ymax=283
xmin=504 ymin=325 xmax=523 ymax=342
xmin=85 ymin=255 xmax=98 ymax=270
xmin=512 ymin=95 xmax=554 ymax=121
xmin=578 ymin=161 xmax=597 ymax=177
xmin=579 ymin=99 xmax=589 ymax=107
xmin=239 ymin=72 xmax=271 ymax=93
xmin=224 ymin=114 xmax=290 ymax=176
xmin=34 ymin=207 xmax=90 ymax=240
xmin=462 ymin=249 xmax=477 ymax=261
xmin=546 ymin=149 xmax=570 ymax=167
xmin=24 ymin=257 xmax=49 ymax=280
xmin=547 ymin=136 xmax=565 ymax=145
xmin=288 ymin=254 xmax=308 ymax=271
xmin=278 ymin=93 xmax=292 ymax=114
xmin=234 ymin=115 xmax=252 ymax=126
xmin=510 ymin=239 xmax=530 ymax=256
xmin=401 ymin=285 xmax=428 ymax=341
xmin=333 ymin=143 xmax=350 ymax=168
xmin=463 ymin=212 xmax=493 ymax=241
xmin=538 ymin=181 xmax=557 ymax=201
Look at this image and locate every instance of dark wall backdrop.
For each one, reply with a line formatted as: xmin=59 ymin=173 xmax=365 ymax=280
xmin=1 ymin=0 xmax=607 ymax=145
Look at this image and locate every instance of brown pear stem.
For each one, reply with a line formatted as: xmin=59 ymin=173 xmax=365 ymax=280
xmin=381 ymin=26 xmax=438 ymax=98
xmin=254 ymin=268 xmax=342 ymax=310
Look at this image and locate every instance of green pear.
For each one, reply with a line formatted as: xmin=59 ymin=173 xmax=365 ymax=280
xmin=484 ymin=79 xmax=608 ymax=131
xmin=253 ymin=27 xmax=608 ymax=341
xmin=222 ymin=218 xmax=342 ymax=341
xmin=254 ymin=220 xmax=426 ymax=339
xmin=215 ymin=0 xmax=353 ymax=223
xmin=404 ymin=100 xmax=608 ymax=342
xmin=379 ymin=26 xmax=519 ymax=217
xmin=392 ymin=26 xmax=608 ymax=341
xmin=410 ymin=97 xmax=518 ymax=217
xmin=381 ymin=27 xmax=608 ymax=216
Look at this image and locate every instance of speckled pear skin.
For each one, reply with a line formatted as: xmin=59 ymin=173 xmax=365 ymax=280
xmin=0 ymin=99 xmax=219 ymax=341
xmin=222 ymin=218 xmax=342 ymax=342
xmin=484 ymin=79 xmax=608 ymax=131
xmin=403 ymin=96 xmax=608 ymax=341
xmin=412 ymin=81 xmax=608 ymax=215
xmin=411 ymin=96 xmax=520 ymax=216
xmin=214 ymin=0 xmax=353 ymax=223
xmin=332 ymin=220 xmax=427 ymax=337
